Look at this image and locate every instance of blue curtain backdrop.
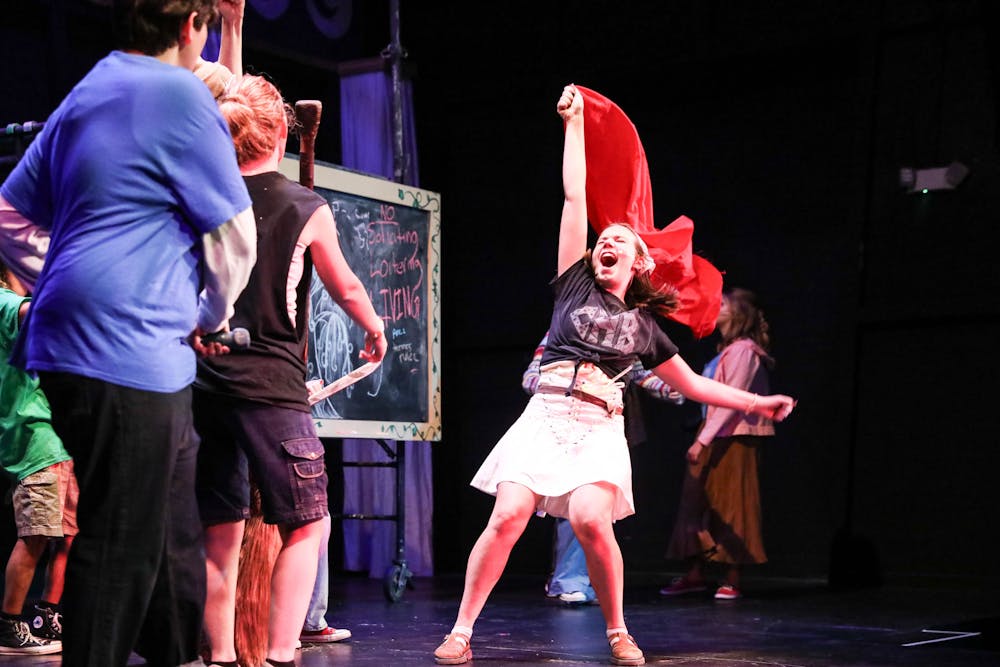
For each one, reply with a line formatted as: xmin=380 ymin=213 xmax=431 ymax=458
xmin=202 ymin=30 xmax=221 ymax=62
xmin=339 ymin=68 xmax=433 ymax=578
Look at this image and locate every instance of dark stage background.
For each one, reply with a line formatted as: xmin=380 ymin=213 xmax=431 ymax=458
xmin=1 ymin=0 xmax=997 ymax=589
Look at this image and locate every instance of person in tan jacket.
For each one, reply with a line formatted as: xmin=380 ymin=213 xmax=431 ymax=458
xmin=660 ymin=288 xmax=779 ymax=601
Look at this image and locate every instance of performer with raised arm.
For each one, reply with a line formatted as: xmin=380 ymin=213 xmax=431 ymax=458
xmin=433 ymin=84 xmax=795 ymax=667
xmin=194 ymin=0 xmax=245 ymax=99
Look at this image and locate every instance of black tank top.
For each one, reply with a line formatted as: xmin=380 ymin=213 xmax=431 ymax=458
xmin=195 ymin=171 xmax=326 ymax=411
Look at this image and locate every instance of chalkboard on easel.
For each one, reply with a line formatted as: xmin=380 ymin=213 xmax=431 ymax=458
xmin=279 ymin=157 xmax=442 ymax=441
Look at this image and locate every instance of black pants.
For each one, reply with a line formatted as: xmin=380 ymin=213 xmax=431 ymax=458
xmin=40 ymin=373 xmax=205 ymax=667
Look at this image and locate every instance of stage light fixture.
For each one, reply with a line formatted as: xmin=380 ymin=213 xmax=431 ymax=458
xmin=899 ymin=161 xmax=969 ymax=194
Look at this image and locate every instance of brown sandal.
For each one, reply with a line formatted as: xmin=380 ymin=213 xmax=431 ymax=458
xmin=434 ymin=632 xmax=472 ymax=665
xmin=608 ymin=631 xmax=645 ymax=666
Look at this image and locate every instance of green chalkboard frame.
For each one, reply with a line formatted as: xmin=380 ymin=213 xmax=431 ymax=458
xmin=279 ymin=156 xmax=442 ymax=441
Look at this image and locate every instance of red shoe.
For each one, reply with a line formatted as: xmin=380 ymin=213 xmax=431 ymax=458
xmin=658 ymin=576 xmax=707 ymax=596
xmin=299 ymin=626 xmax=352 ymax=643
xmin=714 ymin=584 xmax=742 ymax=600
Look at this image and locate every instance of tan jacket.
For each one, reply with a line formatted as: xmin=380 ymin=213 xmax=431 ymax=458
xmin=698 ymin=338 xmax=776 ymax=442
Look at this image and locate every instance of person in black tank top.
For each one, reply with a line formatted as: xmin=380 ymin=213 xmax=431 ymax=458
xmin=193 ymin=75 xmax=387 ymax=667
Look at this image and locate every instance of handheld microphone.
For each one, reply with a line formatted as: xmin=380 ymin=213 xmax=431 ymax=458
xmin=202 ymin=327 xmax=251 ymax=349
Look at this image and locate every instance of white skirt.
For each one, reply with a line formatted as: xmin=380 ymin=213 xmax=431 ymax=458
xmin=469 ymin=362 xmax=635 ymax=521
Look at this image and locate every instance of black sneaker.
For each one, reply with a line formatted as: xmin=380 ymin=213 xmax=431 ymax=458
xmin=29 ymin=603 xmax=62 ymax=641
xmin=0 ymin=615 xmax=61 ymax=655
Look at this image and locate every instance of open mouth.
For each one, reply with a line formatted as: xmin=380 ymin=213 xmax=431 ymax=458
xmin=599 ymin=251 xmax=618 ymax=267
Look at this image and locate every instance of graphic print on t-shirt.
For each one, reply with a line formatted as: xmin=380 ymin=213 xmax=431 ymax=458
xmin=570 ymin=305 xmax=640 ymax=355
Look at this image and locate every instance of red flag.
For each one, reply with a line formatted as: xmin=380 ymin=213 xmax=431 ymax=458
xmin=575 ymin=85 xmax=722 ymax=339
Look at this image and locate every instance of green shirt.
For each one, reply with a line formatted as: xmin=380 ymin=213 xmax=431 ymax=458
xmin=0 ymin=289 xmax=69 ymax=480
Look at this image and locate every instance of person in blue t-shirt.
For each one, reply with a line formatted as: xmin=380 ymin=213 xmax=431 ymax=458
xmin=0 ymin=2 xmax=256 ymax=665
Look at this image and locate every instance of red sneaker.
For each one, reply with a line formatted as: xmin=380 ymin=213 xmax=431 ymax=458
xmin=658 ymin=576 xmax=707 ymax=596
xmin=714 ymin=584 xmax=742 ymax=600
xmin=299 ymin=626 xmax=352 ymax=643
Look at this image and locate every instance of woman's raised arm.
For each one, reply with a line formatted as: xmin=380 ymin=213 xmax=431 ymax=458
xmin=556 ymin=84 xmax=588 ymax=276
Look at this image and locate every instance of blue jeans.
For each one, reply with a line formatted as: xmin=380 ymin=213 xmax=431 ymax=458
xmin=303 ymin=514 xmax=331 ymax=631
xmin=547 ymin=518 xmax=596 ymax=601
xmin=40 ymin=373 xmax=205 ymax=667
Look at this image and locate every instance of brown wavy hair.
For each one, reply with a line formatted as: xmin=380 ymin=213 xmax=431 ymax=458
xmin=718 ymin=287 xmax=772 ymax=360
xmin=218 ymin=75 xmax=296 ymax=167
xmin=584 ymin=222 xmax=679 ymax=318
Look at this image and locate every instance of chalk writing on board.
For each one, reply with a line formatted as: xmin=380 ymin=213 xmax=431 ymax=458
xmin=306 ymin=190 xmax=429 ymax=425
xmin=279 ymin=154 xmax=442 ymax=441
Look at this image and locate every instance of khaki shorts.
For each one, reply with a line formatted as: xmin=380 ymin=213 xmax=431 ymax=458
xmin=12 ymin=459 xmax=79 ymax=538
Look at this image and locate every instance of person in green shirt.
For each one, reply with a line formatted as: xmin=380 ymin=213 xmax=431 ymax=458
xmin=0 ymin=261 xmax=77 ymax=655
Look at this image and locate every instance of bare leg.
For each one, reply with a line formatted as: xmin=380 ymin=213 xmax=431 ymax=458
xmin=203 ymin=520 xmax=246 ymax=663
xmin=453 ymin=482 xmax=538 ymax=629
xmin=41 ymin=536 xmax=73 ymax=604
xmin=266 ymin=517 xmax=324 ymax=663
xmin=685 ymin=557 xmax=705 ymax=584
xmin=2 ymin=536 xmax=47 ymax=615
xmin=725 ymin=564 xmax=741 ymax=588
xmin=567 ymin=483 xmax=625 ymax=630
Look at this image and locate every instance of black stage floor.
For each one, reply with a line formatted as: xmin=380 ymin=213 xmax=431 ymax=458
xmin=1 ymin=572 xmax=996 ymax=666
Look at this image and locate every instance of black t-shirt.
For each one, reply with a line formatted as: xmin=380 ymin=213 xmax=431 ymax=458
xmin=540 ymin=259 xmax=679 ymax=379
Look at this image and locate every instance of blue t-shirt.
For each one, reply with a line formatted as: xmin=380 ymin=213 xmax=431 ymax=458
xmin=2 ymin=51 xmax=251 ymax=392
xmin=541 ymin=259 xmax=678 ymax=379
xmin=700 ymin=352 xmax=722 ymax=419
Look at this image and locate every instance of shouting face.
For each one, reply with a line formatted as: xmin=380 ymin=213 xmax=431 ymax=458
xmin=592 ymin=224 xmax=644 ymax=294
